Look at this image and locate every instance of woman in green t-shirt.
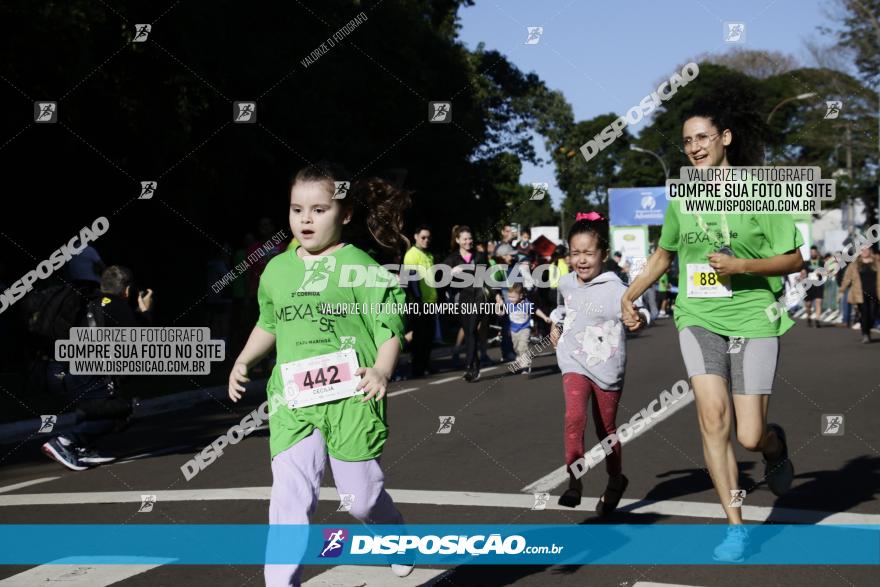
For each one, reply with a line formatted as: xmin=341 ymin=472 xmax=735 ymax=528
xmin=620 ymin=103 xmax=804 ymax=561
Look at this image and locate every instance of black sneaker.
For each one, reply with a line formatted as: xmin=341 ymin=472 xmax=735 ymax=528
xmin=763 ymin=423 xmax=794 ymax=496
xmin=462 ymin=370 xmax=474 ymax=382
xmin=469 ymin=369 xmax=481 ymax=383
xmin=42 ymin=438 xmax=88 ymax=471
xmin=75 ymin=446 xmax=116 ymax=465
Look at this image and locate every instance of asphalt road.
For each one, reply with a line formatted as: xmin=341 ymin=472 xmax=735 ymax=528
xmin=1 ymin=318 xmax=878 ymax=586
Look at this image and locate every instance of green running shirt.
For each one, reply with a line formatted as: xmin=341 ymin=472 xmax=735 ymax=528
xmin=256 ymin=244 xmax=405 ymax=461
xmin=658 ymin=201 xmax=803 ymax=338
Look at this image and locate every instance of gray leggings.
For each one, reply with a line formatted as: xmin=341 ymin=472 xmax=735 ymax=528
xmin=678 ymin=326 xmax=779 ymax=394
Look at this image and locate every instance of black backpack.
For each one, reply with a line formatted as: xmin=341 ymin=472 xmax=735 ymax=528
xmin=23 ymin=283 xmax=98 ymax=353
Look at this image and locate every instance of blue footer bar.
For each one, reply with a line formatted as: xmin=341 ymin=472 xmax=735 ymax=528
xmin=0 ymin=525 xmax=877 ymax=565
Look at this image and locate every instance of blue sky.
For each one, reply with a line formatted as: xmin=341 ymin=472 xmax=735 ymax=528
xmin=457 ymin=0 xmax=832 ymax=206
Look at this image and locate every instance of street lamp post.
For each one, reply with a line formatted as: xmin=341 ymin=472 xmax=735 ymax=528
xmin=766 ymin=92 xmax=818 ymax=125
xmin=630 ymin=145 xmax=669 ymax=179
xmin=765 ymin=92 xmax=818 ymax=165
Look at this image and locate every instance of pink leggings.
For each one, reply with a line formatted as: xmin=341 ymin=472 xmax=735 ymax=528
xmin=563 ymin=373 xmax=622 ymax=479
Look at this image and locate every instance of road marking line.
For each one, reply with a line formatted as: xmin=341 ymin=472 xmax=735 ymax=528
xmin=633 ymin=583 xmax=708 ymax=587
xmin=303 ymin=565 xmax=447 ymax=586
xmin=0 ymin=557 xmax=175 ymax=586
xmin=113 ymin=445 xmax=197 ymax=465
xmin=1 ymin=487 xmax=876 ymax=524
xmin=388 ymin=387 xmax=419 ymax=397
xmin=429 ymin=376 xmax=461 ymax=385
xmin=0 ymin=476 xmax=59 ymax=494
xmin=521 ymin=465 xmax=568 ymax=495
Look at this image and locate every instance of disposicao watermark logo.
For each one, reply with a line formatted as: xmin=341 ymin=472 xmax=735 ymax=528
xmin=349 ymin=534 xmax=556 ymax=555
xmin=319 ymin=528 xmax=348 ymax=558
xmin=570 ymin=379 xmax=693 ymax=478
xmin=580 ymin=62 xmax=699 ymax=163
xmin=765 ymin=224 xmax=880 ymax=322
xmin=0 ymin=216 xmax=110 ymax=315
xmin=525 ymin=27 xmax=543 ymax=44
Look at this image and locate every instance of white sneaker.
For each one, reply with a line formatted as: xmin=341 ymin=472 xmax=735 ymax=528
xmin=391 ymin=563 xmax=414 ymax=577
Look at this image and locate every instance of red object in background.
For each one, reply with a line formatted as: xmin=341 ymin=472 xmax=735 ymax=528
xmin=531 ymin=235 xmax=557 ymax=260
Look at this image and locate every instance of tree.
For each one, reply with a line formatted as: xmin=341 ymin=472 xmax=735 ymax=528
xmin=699 ymin=48 xmax=799 ymax=79
xmin=550 ymin=114 xmax=635 ymax=219
xmin=762 ymin=68 xmax=877 ymax=214
xmin=0 ymin=0 xmax=569 ymax=319
xmin=823 ymin=0 xmax=880 ymax=87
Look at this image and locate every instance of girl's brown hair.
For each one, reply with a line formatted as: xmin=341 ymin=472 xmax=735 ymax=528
xmin=450 ymin=225 xmax=472 ymax=252
xmin=292 ymin=161 xmax=411 ymax=253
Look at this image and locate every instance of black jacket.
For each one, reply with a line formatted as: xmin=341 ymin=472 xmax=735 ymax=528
xmin=442 ymin=250 xmax=493 ymax=303
xmin=85 ymin=293 xmax=153 ymax=328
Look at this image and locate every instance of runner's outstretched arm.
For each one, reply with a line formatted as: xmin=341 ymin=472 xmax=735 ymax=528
xmin=229 ymin=326 xmax=277 ymax=402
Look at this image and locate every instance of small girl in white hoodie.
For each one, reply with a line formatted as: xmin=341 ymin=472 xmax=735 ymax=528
xmin=551 ymin=213 xmax=648 ymax=513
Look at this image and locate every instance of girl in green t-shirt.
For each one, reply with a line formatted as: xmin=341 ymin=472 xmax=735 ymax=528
xmin=228 ymin=161 xmax=415 ymax=585
xmin=620 ymin=103 xmax=805 ymax=562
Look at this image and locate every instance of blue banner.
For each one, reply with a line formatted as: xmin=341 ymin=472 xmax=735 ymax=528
xmin=609 ymin=187 xmax=668 ymax=226
xmin=0 ymin=525 xmax=877 ymax=565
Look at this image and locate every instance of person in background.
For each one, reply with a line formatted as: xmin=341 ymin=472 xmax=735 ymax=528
xmin=822 ymin=253 xmax=838 ymax=318
xmin=403 ymin=225 xmax=437 ymax=377
xmin=839 ymin=246 xmax=880 ymax=343
xmin=609 ymin=252 xmax=627 ymax=282
xmin=447 ymin=225 xmax=466 ymax=368
xmin=501 ymin=224 xmax=515 ymax=246
xmin=834 ymin=250 xmax=853 ymax=328
xmin=64 ymin=244 xmax=105 ymax=289
xmin=42 ymin=266 xmax=154 ymax=471
xmin=444 ymin=226 xmax=493 ymax=382
xmin=801 ymin=245 xmax=824 ymax=328
xmin=500 ymin=282 xmax=550 ymax=375
xmin=514 ymin=229 xmax=535 ymax=265
xmin=657 ymin=272 xmax=671 ymax=318
xmin=492 ymin=243 xmax=519 ymax=363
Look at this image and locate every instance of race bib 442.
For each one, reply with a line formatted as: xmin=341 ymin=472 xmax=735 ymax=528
xmin=280 ymin=349 xmax=362 ymax=409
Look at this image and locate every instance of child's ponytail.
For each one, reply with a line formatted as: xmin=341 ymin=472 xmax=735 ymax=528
xmin=292 ymin=160 xmax=411 ymax=254
xmin=349 ymin=177 xmax=412 ymax=253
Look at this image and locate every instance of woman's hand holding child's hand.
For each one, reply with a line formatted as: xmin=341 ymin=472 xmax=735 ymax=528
xmin=356 ymin=367 xmax=389 ymax=402
xmin=621 ymin=299 xmax=644 ymax=332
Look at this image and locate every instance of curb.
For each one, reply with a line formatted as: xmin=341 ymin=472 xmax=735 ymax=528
xmin=0 ymin=379 xmax=268 ymax=446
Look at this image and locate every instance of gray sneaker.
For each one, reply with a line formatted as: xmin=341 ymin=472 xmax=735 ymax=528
xmin=763 ymin=423 xmax=794 ymax=496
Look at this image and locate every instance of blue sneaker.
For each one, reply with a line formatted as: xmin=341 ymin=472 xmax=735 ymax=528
xmin=42 ymin=438 xmax=88 ymax=471
xmin=713 ymin=525 xmax=750 ymax=562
